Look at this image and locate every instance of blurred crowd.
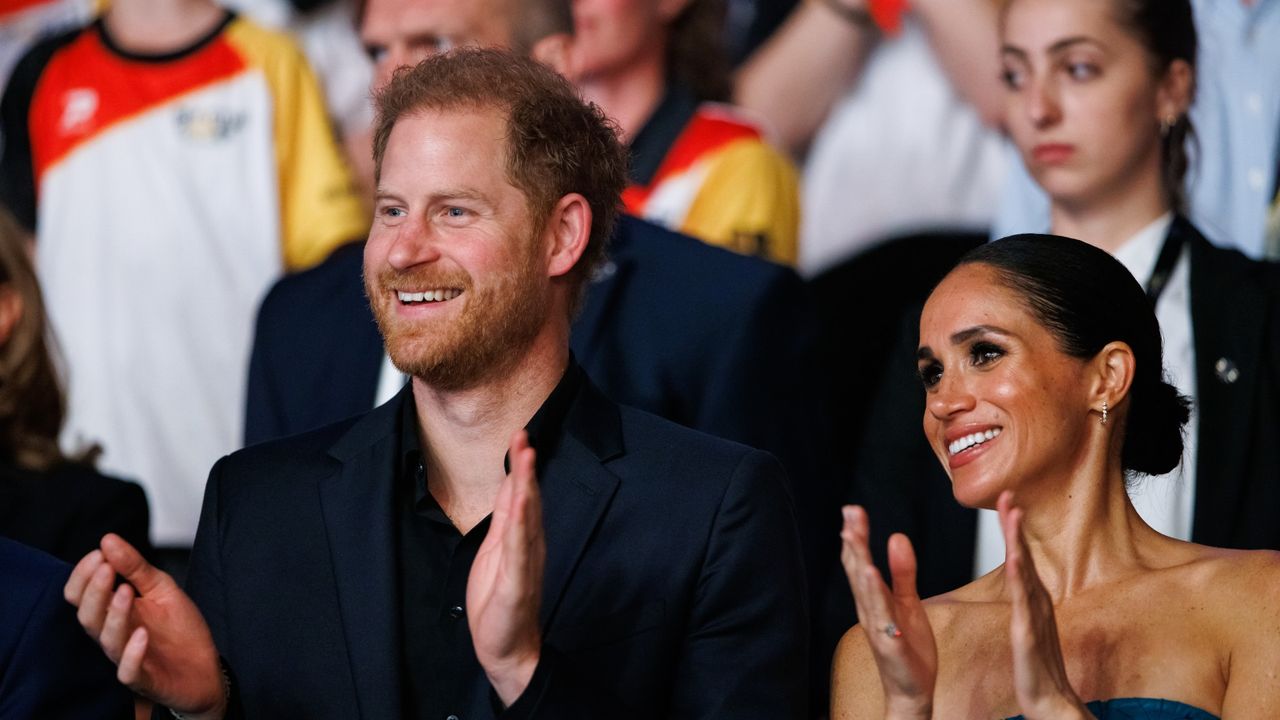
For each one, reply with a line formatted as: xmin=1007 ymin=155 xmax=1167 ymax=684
xmin=0 ymin=0 xmax=1277 ymax=716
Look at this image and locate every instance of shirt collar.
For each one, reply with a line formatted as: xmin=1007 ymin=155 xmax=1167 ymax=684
xmin=398 ymin=358 xmax=585 ymax=485
xmin=1112 ymin=212 xmax=1175 ymax=286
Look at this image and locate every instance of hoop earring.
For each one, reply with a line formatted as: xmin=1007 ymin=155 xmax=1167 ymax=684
xmin=1101 ymin=400 xmax=1109 ymax=426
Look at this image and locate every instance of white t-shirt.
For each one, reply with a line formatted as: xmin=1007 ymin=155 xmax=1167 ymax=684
xmin=799 ymin=20 xmax=1007 ymax=276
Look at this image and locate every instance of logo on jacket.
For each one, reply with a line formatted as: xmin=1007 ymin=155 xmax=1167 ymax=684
xmin=59 ymin=88 xmax=99 ymax=135
xmin=175 ymin=105 xmax=247 ymax=142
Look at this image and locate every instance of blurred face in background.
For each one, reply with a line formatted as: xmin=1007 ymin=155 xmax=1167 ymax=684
xmin=569 ymin=0 xmax=689 ymax=82
xmin=999 ymin=0 xmax=1188 ymax=212
xmin=361 ymin=0 xmax=516 ymax=90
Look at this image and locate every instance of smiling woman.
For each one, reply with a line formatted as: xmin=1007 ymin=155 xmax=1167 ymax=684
xmin=843 ymin=0 xmax=1280 ymax=642
xmin=831 ymin=234 xmax=1280 ymax=719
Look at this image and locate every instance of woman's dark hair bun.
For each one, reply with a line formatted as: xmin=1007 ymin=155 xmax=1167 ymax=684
xmin=1122 ymin=377 xmax=1191 ymax=476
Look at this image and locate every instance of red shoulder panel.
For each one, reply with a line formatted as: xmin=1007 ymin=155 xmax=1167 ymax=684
xmin=28 ymin=26 xmax=246 ymax=182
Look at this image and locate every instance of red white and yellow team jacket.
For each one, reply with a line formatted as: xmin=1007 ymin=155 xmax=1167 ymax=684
xmin=623 ymin=92 xmax=800 ymax=266
xmin=0 ymin=12 xmax=368 ymax=545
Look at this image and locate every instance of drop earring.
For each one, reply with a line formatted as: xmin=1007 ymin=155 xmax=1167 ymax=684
xmin=1101 ymin=400 xmax=1109 ymax=426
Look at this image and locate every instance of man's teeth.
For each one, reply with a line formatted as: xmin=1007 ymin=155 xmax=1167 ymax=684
xmin=949 ymin=428 xmax=1002 ymax=456
xmin=398 ymin=289 xmax=462 ymax=303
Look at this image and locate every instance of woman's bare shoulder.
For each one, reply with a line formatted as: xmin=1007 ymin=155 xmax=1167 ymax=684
xmin=830 ymin=586 xmax=1003 ymax=719
xmin=1200 ymin=549 xmax=1280 ymax=717
xmin=831 ymin=623 xmax=882 ymax=720
xmin=1182 ymin=546 xmax=1280 ymax=602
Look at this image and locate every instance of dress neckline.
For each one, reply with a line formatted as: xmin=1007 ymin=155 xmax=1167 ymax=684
xmin=1006 ymin=697 xmax=1219 ymax=720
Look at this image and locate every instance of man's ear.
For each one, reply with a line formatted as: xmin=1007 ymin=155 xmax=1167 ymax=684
xmin=0 ymin=285 xmax=24 ymax=347
xmin=531 ymin=32 xmax=576 ymax=78
xmin=543 ymin=193 xmax=592 ymax=279
xmin=1090 ymin=341 xmax=1136 ymax=416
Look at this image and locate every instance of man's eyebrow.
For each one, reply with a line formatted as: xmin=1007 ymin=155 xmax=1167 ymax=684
xmin=432 ymin=189 xmax=488 ymax=203
xmin=373 ymin=188 xmax=490 ymax=203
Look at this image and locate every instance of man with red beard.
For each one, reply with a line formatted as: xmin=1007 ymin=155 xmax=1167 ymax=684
xmin=63 ymin=49 xmax=809 ymax=720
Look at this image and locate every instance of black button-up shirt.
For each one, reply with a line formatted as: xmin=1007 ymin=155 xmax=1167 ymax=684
xmin=396 ymin=362 xmax=582 ymax=720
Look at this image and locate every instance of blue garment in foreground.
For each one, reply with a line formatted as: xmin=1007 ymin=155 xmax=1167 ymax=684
xmin=1007 ymin=698 xmax=1218 ymax=720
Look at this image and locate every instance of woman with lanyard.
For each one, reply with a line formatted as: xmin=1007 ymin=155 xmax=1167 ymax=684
xmin=843 ymin=0 xmax=1280 ymax=617
xmin=965 ymin=0 xmax=1280 ymax=575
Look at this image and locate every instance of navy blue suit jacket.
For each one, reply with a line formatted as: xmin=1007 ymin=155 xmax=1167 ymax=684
xmin=245 ymin=214 xmax=837 ymax=606
xmin=192 ymin=376 xmax=809 ymax=718
xmin=0 ymin=538 xmax=132 ymax=719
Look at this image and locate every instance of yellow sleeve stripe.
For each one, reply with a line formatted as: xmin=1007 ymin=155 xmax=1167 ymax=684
xmin=681 ymin=138 xmax=801 ymax=266
xmin=224 ymin=18 xmax=369 ymax=271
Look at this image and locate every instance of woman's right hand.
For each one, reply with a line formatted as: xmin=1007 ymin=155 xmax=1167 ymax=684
xmin=840 ymin=505 xmax=938 ymax=719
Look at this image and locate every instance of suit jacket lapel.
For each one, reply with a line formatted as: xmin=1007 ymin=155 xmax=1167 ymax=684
xmin=536 ymin=380 xmax=624 ymax=628
xmin=310 ymin=374 xmax=625 ymax=711
xmin=1186 ymin=221 xmax=1266 ymax=542
xmin=317 ymin=389 xmax=407 ymax=719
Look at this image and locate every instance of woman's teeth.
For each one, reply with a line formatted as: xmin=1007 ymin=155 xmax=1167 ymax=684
xmin=949 ymin=428 xmax=1002 ymax=456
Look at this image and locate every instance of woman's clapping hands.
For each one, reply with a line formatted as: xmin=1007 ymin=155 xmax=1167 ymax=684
xmin=839 ymin=505 xmax=937 ymax=719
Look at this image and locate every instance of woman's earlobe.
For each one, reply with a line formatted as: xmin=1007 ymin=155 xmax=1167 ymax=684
xmin=1158 ymin=58 xmax=1196 ymax=118
xmin=1091 ymin=341 xmax=1136 ymax=413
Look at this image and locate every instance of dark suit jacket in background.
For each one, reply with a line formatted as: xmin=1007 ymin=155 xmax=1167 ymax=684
xmin=191 ymin=377 xmax=809 ymax=719
xmin=0 ymin=537 xmax=132 ymax=719
xmin=850 ymin=218 xmax=1280 ymax=597
xmin=0 ymin=461 xmax=150 ymax=565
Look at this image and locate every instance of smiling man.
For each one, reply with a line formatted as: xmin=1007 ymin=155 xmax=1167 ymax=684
xmin=65 ymin=48 xmax=808 ymax=720
xmin=244 ymin=8 xmax=838 ymax=702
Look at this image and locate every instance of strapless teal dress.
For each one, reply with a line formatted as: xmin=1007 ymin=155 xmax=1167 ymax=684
xmin=1006 ymin=698 xmax=1218 ymax=719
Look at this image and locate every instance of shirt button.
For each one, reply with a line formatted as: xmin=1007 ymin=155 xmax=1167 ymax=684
xmin=1248 ymin=168 xmax=1267 ymax=191
xmin=1247 ymin=93 xmax=1263 ymax=114
xmin=449 ymin=605 xmax=464 ymax=619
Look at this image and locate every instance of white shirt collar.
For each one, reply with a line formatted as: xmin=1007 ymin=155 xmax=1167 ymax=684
xmin=1111 ymin=212 xmax=1176 ymax=287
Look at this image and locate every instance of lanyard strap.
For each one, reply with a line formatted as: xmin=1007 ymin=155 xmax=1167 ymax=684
xmin=1146 ymin=226 xmax=1187 ymax=306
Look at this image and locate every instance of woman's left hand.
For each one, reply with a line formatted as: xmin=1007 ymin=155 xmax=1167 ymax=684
xmin=999 ymin=491 xmax=1092 ymax=720
xmin=840 ymin=505 xmax=938 ymax=719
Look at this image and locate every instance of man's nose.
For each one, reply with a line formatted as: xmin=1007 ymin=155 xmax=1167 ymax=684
xmin=386 ymin=219 xmax=443 ymax=271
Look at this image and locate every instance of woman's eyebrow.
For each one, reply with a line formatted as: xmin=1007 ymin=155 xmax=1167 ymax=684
xmin=949 ymin=324 xmax=1012 ymax=345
